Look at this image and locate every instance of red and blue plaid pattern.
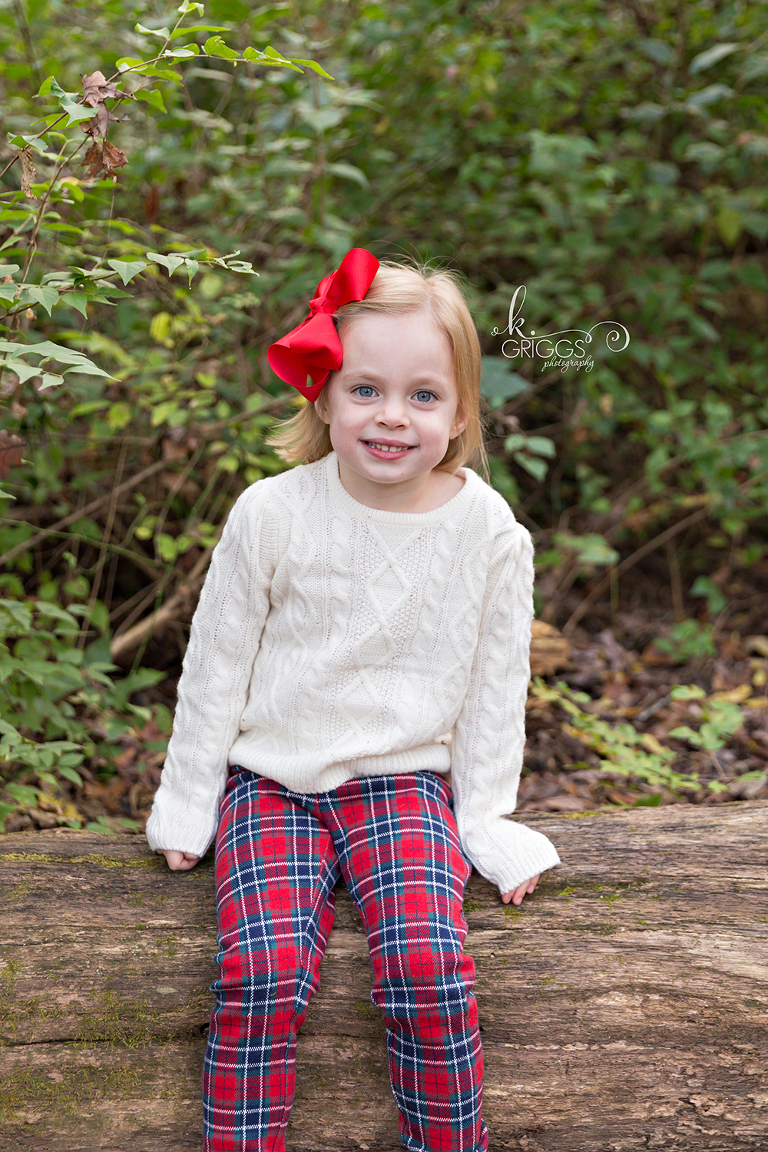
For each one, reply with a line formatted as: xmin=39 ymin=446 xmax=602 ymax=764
xmin=203 ymin=768 xmax=488 ymax=1151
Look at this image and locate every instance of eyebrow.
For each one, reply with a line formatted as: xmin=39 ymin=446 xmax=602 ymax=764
xmin=341 ymin=371 xmax=451 ymax=389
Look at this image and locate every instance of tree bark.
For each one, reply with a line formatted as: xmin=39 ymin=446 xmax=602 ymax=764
xmin=1 ymin=801 xmax=766 ymax=1151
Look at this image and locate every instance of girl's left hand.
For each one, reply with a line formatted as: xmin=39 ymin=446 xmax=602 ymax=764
xmin=501 ymin=874 xmax=540 ymax=906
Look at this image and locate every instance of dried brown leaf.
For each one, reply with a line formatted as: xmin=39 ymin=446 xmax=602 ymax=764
xmin=82 ymin=138 xmax=128 ymax=181
xmin=81 ymin=70 xmax=124 ymax=107
xmin=0 ymin=430 xmax=25 ymax=480
xmin=17 ymin=146 xmax=37 ymax=198
xmin=79 ymin=71 xmax=134 ymax=141
xmin=101 ymin=138 xmax=128 ymax=177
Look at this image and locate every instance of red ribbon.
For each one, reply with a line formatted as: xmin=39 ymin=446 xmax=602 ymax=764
xmin=268 ymin=248 xmax=380 ymax=401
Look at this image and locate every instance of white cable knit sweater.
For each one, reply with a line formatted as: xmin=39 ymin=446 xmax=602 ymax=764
xmin=145 ymin=451 xmax=560 ymax=892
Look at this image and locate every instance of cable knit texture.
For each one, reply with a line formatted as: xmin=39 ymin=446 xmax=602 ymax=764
xmin=146 ymin=451 xmax=560 ymax=891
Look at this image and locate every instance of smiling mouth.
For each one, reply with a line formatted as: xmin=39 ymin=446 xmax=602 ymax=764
xmin=363 ymin=441 xmax=416 ymax=452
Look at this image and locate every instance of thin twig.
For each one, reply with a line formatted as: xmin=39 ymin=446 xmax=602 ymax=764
xmin=0 ymin=458 xmax=167 ymax=567
xmin=110 ymin=543 xmax=217 ymax=660
xmin=78 ymin=439 xmax=129 ymax=648
xmin=562 ymin=469 xmax=768 ymax=636
xmin=562 ymin=504 xmax=714 ymax=636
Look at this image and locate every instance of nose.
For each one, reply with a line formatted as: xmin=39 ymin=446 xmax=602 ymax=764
xmin=375 ymin=394 xmax=409 ymax=427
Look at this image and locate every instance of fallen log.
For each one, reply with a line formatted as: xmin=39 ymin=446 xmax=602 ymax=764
xmin=1 ymin=801 xmax=767 ymax=1152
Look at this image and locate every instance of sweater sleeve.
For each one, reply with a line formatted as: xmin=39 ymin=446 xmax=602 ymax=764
xmin=449 ymin=519 xmax=561 ymax=892
xmin=145 ymin=484 xmax=276 ymax=858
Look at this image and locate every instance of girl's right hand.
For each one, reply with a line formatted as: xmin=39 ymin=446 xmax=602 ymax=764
xmin=163 ymin=850 xmax=202 ymax=871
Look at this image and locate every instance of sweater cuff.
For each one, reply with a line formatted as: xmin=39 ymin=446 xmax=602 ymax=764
xmin=145 ymin=793 xmax=218 ymax=859
xmin=463 ymin=817 xmax=561 ymax=893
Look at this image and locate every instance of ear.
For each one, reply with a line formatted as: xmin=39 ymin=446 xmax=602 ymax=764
xmin=450 ymin=405 xmax=468 ymax=440
xmin=314 ymin=383 xmax=330 ymax=424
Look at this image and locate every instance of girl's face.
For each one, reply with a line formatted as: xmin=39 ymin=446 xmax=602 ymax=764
xmin=316 ymin=309 xmax=467 ymax=509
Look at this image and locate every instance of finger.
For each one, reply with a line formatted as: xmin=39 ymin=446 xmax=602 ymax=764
xmin=164 ymin=851 xmax=200 ymax=871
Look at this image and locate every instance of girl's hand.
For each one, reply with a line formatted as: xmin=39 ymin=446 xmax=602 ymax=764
xmin=501 ymin=874 xmax=540 ymax=906
xmin=163 ymin=850 xmax=201 ymax=871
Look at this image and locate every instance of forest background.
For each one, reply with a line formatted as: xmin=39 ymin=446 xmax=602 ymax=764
xmin=1 ymin=0 xmax=767 ymax=834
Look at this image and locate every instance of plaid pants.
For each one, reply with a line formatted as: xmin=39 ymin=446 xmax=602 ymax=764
xmin=203 ymin=767 xmax=488 ymax=1152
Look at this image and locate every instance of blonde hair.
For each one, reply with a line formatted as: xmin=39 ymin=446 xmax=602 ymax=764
xmin=266 ymin=260 xmax=489 ymax=480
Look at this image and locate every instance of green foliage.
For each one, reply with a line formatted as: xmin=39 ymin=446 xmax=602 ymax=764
xmin=668 ymin=683 xmax=743 ymax=752
xmin=0 ymin=0 xmax=766 ymax=825
xmin=0 ymin=580 xmax=169 ymax=825
xmin=531 ymin=679 xmax=696 ymax=795
xmin=531 ymin=676 xmax=749 ymax=799
xmin=655 ymin=620 xmax=717 ymax=664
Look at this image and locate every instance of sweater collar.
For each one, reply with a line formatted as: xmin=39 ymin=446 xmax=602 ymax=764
xmin=324 ymin=451 xmax=475 ymax=524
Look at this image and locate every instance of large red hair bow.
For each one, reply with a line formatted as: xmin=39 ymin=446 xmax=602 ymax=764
xmin=268 ymin=248 xmax=380 ymax=402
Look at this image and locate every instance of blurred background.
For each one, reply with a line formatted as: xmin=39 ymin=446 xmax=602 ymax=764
xmin=1 ymin=0 xmax=767 ymax=833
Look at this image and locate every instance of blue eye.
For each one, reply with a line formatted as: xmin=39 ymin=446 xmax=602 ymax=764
xmin=354 ymin=385 xmax=376 ymax=398
xmin=414 ymin=390 xmax=436 ymax=403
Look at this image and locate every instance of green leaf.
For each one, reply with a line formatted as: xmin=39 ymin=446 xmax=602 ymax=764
xmin=107 ymin=402 xmax=132 ymax=429
xmin=716 ymin=205 xmax=741 ymax=247
xmin=525 ymin=436 xmax=557 ymax=458
xmin=292 ymin=58 xmax=334 ymax=79
xmin=204 ymin=35 xmax=240 ymax=59
xmin=221 ymin=259 xmax=257 ymax=274
xmin=263 ymin=45 xmax=302 ymax=71
xmin=178 ymin=1 xmax=205 ymax=14
xmin=164 ymin=45 xmax=200 ymax=58
xmin=326 ymin=161 xmax=368 ymax=187
xmin=135 ymin=88 xmax=167 ymax=113
xmin=23 ymin=285 xmax=59 ymax=316
xmin=156 ymin=533 xmax=178 ymax=562
xmin=58 ymin=765 xmax=83 ymax=786
xmin=670 ymin=685 xmax=706 ymax=700
xmin=689 ymin=42 xmax=740 ymax=74
xmin=170 ymin=24 xmax=229 ymax=37
xmin=0 ymin=359 xmax=39 ymax=383
xmin=7 ymin=782 xmax=42 ymax=807
xmin=0 ymin=338 xmax=112 ymax=379
xmin=669 ymin=725 xmax=703 ymax=745
xmin=35 ymin=601 xmax=79 ymax=626
xmin=63 ymin=291 xmax=88 ymax=317
xmin=152 ymin=67 xmax=184 ymax=85
xmin=107 ymin=258 xmax=147 ymax=285
xmin=88 ymin=600 xmax=109 ymax=635
xmin=301 ymin=106 xmax=344 ymax=131
xmin=58 ymin=94 xmax=97 ymax=126
xmin=638 ymin=39 xmax=675 ymax=66
xmin=147 ymin=252 xmax=187 ymax=276
xmin=135 ymin=22 xmax=171 ymax=38
xmin=515 ymin=453 xmax=549 ymax=482
xmin=115 ymin=57 xmax=148 ymax=73
xmin=38 ymin=373 xmax=65 ymax=389
xmin=553 ymin=532 xmax=620 ymax=566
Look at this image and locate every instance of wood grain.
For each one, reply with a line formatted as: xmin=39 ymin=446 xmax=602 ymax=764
xmin=1 ymin=801 xmax=767 ymax=1150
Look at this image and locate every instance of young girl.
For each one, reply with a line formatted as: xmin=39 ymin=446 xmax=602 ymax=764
xmin=146 ymin=249 xmax=561 ymax=1152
